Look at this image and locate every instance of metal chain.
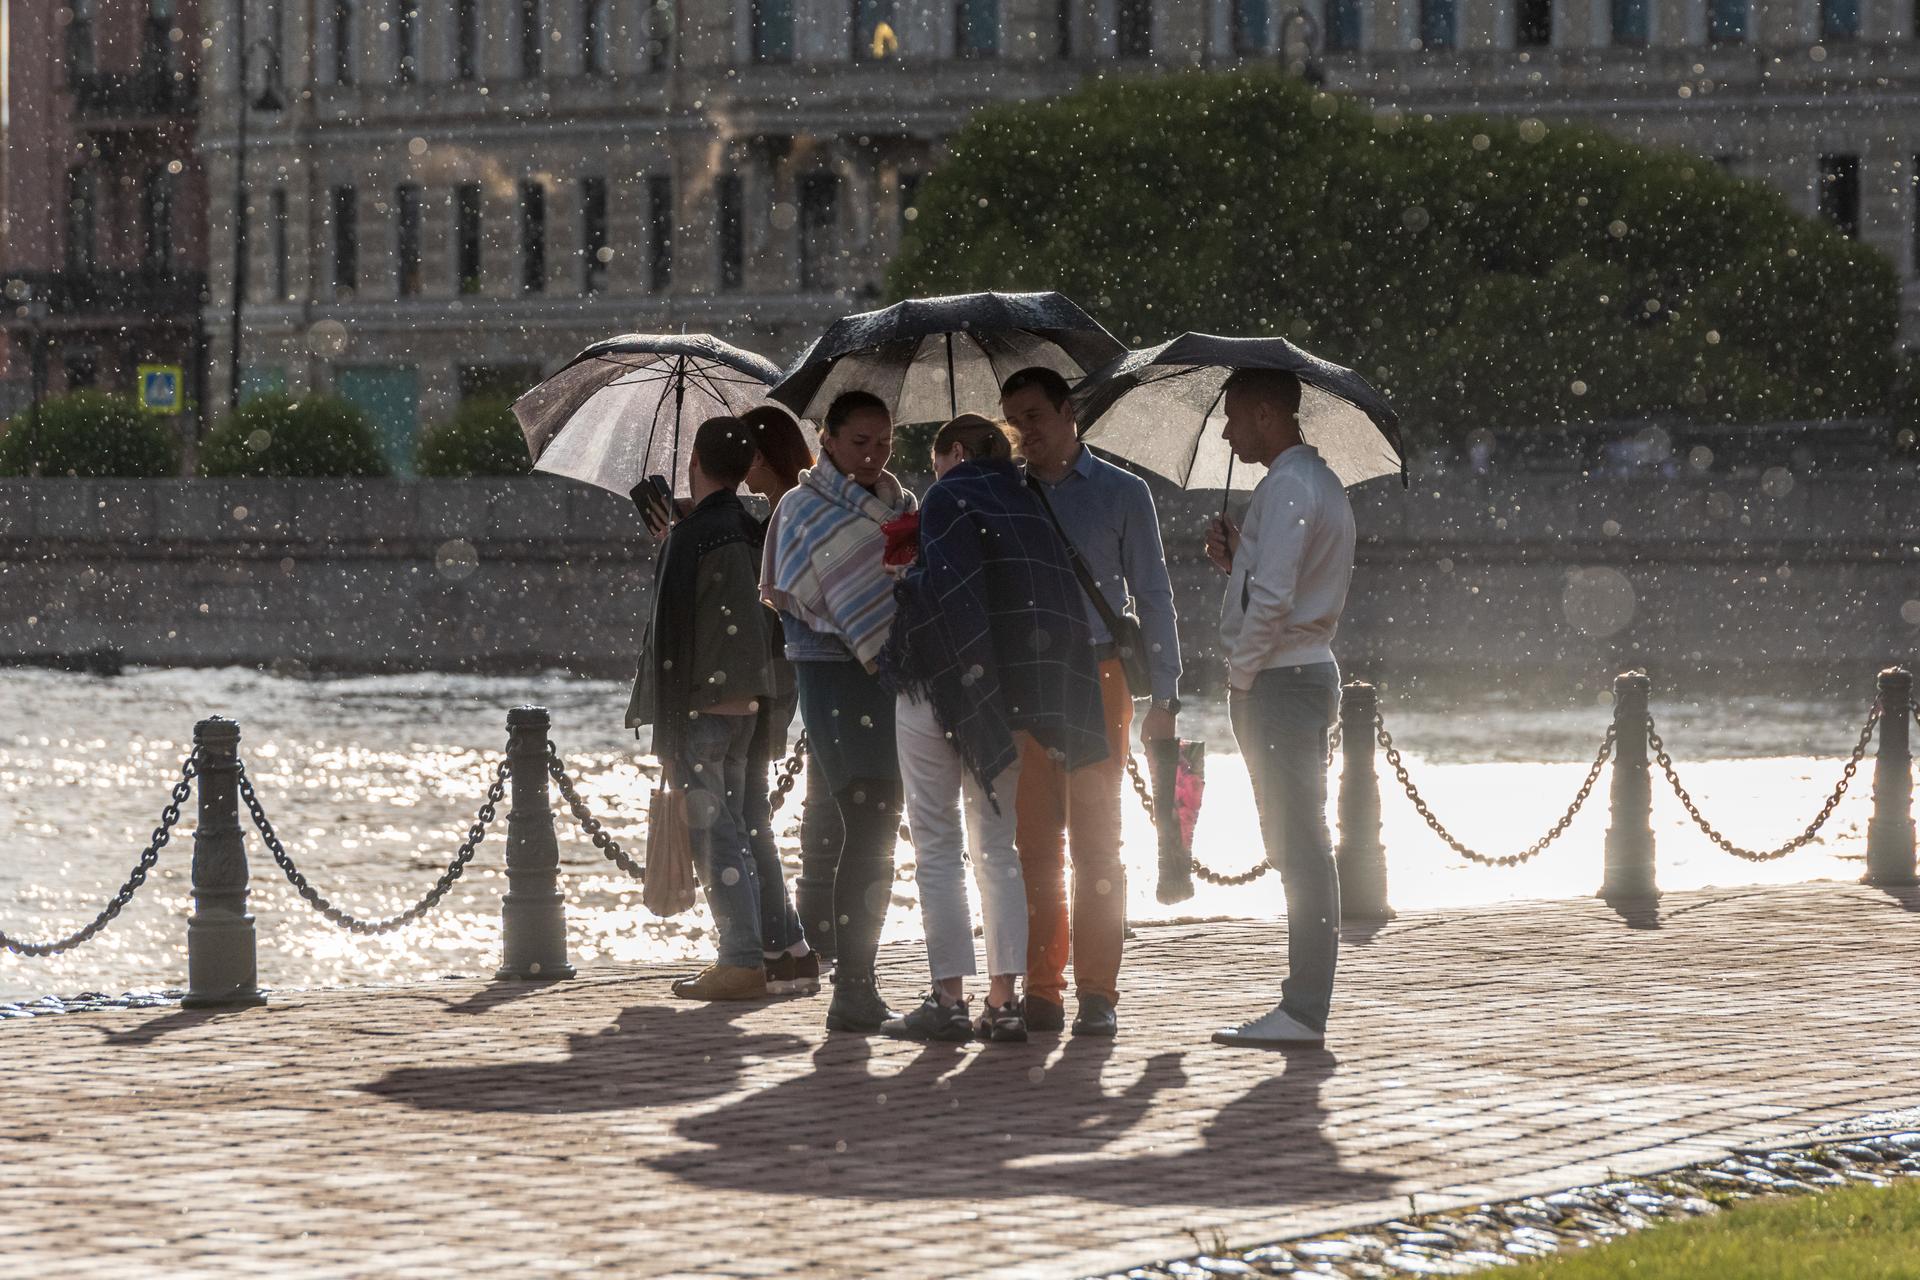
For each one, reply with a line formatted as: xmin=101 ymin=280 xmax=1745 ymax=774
xmin=0 ymin=749 xmax=199 ymax=957
xmin=1378 ymin=711 xmax=1615 ymax=868
xmin=240 ymin=757 xmax=507 ymax=934
xmin=1649 ymin=703 xmax=1878 ymax=864
xmin=768 ymin=731 xmax=808 ymax=815
xmin=1124 ymin=752 xmax=1155 ymax=820
xmin=545 ymin=741 xmax=646 ymax=880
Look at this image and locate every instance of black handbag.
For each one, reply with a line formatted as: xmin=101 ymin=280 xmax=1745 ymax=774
xmin=1028 ymin=477 xmax=1153 ymax=699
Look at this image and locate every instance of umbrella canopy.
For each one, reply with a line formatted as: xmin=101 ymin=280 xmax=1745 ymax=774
xmin=769 ymin=291 xmax=1125 ymax=424
xmin=513 ymin=333 xmax=783 ymax=498
xmin=1075 ymin=333 xmax=1406 ymax=493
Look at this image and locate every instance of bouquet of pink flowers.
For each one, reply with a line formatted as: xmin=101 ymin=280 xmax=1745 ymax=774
xmin=881 ymin=511 xmax=921 ymax=568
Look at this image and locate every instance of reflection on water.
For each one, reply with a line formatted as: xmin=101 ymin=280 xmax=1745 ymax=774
xmin=0 ymin=667 xmax=1885 ymax=1001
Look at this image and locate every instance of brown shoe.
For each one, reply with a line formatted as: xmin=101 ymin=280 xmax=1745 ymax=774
xmin=670 ymin=964 xmax=768 ymax=1001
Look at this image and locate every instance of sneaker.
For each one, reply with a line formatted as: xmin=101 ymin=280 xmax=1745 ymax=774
xmin=1022 ymin=994 xmax=1066 ymax=1033
xmin=824 ymin=973 xmax=895 ymax=1033
xmin=766 ymin=952 xmax=822 ymax=996
xmin=975 ymin=1000 xmax=1028 ymax=1043
xmin=670 ymin=964 xmax=768 ymax=1002
xmin=881 ymin=992 xmax=973 ymax=1043
xmin=1073 ymin=994 xmax=1118 ymax=1038
xmin=1211 ymin=1005 xmax=1324 ymax=1049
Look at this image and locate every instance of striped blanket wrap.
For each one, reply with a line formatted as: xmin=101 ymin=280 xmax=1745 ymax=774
xmin=762 ymin=455 xmax=916 ymax=667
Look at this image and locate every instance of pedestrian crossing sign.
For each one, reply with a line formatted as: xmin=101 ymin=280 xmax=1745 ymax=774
xmin=139 ymin=364 xmax=183 ymax=414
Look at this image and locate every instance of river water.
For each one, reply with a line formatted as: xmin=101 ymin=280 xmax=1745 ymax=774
xmin=0 ymin=667 xmax=1890 ymax=1001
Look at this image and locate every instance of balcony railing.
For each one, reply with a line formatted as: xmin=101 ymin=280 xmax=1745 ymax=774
xmin=6 ymin=269 xmax=209 ymax=319
xmin=70 ymin=67 xmax=199 ymax=120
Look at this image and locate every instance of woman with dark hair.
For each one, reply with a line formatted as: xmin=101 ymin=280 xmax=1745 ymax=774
xmin=762 ymin=390 xmax=916 ymax=1032
xmin=879 ymin=415 xmax=1109 ymax=1043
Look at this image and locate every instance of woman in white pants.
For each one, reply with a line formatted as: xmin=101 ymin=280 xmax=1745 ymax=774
xmin=878 ymin=416 xmax=1109 ymax=1043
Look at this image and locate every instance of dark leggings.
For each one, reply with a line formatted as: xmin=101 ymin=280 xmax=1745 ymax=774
xmin=794 ymin=748 xmax=845 ymax=959
xmin=829 ymin=777 xmax=903 ymax=982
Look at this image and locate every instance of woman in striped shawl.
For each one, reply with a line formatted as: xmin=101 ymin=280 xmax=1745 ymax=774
xmin=762 ymin=390 xmax=917 ymax=1033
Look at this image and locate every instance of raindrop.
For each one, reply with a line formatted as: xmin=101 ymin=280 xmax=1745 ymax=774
xmin=1563 ymin=567 xmax=1637 ymax=637
xmin=1706 ymin=330 xmax=1722 ymax=345
xmin=720 ymin=867 xmax=741 ymax=886
xmin=407 ymin=137 xmax=428 ymax=157
xmin=1402 ymin=206 xmax=1431 ymax=232
xmin=435 ymin=539 xmax=480 ymax=581
xmin=1601 ymin=519 xmax=1621 ymax=537
xmin=1570 ymin=380 xmax=1588 ymax=396
xmin=245 ymin=429 xmax=272 ymax=453
xmin=1902 ymin=601 xmax=1920 ymax=627
xmin=1607 ymin=220 xmax=1629 ymax=238
xmin=1688 ymin=446 xmax=1714 ymax=471
xmin=232 ymin=505 xmax=250 ymax=521
xmin=1760 ymin=467 xmax=1795 ymax=499
xmin=1517 ymin=118 xmax=1548 ymax=143
xmin=306 ymin=319 xmax=350 ymax=357
xmin=1471 ymin=133 xmax=1491 ymax=151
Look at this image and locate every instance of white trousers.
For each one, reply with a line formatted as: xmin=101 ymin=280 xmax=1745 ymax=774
xmin=894 ymin=694 xmax=1028 ymax=982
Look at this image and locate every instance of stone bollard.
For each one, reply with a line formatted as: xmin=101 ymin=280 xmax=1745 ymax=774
xmin=182 ymin=717 xmax=266 ymax=1008
xmin=1865 ymin=666 xmax=1916 ymax=886
xmin=1599 ymin=670 xmax=1659 ymax=904
xmin=496 ymin=706 xmax=575 ymax=981
xmin=1336 ymin=681 xmax=1394 ymax=921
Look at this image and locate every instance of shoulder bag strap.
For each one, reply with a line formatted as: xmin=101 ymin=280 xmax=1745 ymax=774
xmin=1026 ymin=474 xmax=1131 ymax=641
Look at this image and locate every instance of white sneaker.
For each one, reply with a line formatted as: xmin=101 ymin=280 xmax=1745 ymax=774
xmin=1211 ymin=1005 xmax=1325 ymax=1049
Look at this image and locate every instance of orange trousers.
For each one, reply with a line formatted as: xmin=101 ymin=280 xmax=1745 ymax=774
xmin=1016 ymin=659 xmax=1133 ymax=1006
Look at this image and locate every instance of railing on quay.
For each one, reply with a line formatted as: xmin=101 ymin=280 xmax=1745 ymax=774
xmin=1 ymin=668 xmax=1913 ymax=1007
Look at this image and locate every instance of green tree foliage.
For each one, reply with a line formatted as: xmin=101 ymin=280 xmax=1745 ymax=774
xmin=415 ymin=397 xmax=534 ymax=477
xmin=0 ymin=391 xmax=181 ymax=477
xmin=888 ymin=70 xmax=1899 ymax=440
xmin=200 ymin=394 xmax=391 ymax=477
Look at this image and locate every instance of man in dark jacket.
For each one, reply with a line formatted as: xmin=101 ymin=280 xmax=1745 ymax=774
xmin=628 ymin=417 xmax=805 ymax=1001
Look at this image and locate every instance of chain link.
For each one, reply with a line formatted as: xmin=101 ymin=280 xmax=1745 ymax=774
xmin=1124 ymin=751 xmax=1155 ymax=820
xmin=545 ymin=742 xmax=646 ymax=879
xmin=1379 ymin=711 xmax=1615 ymax=868
xmin=1649 ymin=703 xmax=1878 ymax=864
xmin=0 ymin=749 xmax=199 ymax=957
xmin=241 ymin=757 xmax=506 ymax=934
xmin=768 ymin=731 xmax=808 ymax=815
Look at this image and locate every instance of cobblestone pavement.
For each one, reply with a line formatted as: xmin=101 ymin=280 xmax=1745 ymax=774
xmin=3 ymin=882 xmax=1917 ymax=1279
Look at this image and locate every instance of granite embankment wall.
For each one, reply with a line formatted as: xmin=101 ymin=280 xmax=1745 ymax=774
xmin=1 ymin=472 xmax=1916 ymax=689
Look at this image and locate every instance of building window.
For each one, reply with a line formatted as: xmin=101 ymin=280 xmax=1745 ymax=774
xmin=645 ymin=1 xmax=672 ymax=69
xmin=1056 ymin=0 xmax=1073 ymax=55
xmin=270 ymin=187 xmax=289 ymax=298
xmin=1820 ymin=0 xmax=1859 ymax=37
xmin=898 ymin=171 xmax=923 ymax=236
xmin=1818 ymin=155 xmax=1860 ymax=239
xmin=395 ymin=0 xmax=419 ymax=81
xmin=580 ymin=177 xmax=610 ymax=294
xmin=799 ymin=173 xmax=840 ymax=291
xmin=144 ymin=167 xmax=176 ymax=273
xmin=1232 ymin=0 xmax=1269 ymax=52
xmin=332 ymin=185 xmax=358 ymax=296
xmin=753 ymin=0 xmax=794 ymax=62
xmin=956 ymin=0 xmax=998 ymax=55
xmin=520 ymin=0 xmax=543 ymax=77
xmin=853 ymin=0 xmax=894 ymax=58
xmin=1610 ymin=0 xmax=1648 ymax=43
xmin=65 ymin=168 xmax=96 ymax=274
xmin=1516 ymin=0 xmax=1551 ymax=45
xmin=1707 ymin=0 xmax=1745 ymax=41
xmin=396 ymin=184 xmax=423 ymax=297
xmin=520 ymin=181 xmax=547 ymax=293
xmin=1325 ymin=0 xmax=1361 ymax=49
xmin=455 ymin=184 xmax=483 ymax=294
xmin=142 ymin=0 xmax=174 ymax=77
xmin=1419 ymin=0 xmax=1456 ymax=47
xmin=583 ymin=0 xmax=609 ymax=72
xmin=332 ymin=0 xmax=356 ymax=83
xmin=717 ymin=174 xmax=744 ymax=290
xmin=65 ymin=0 xmax=96 ymax=80
xmin=1116 ymin=0 xmax=1152 ymax=56
xmin=456 ymin=0 xmax=481 ymax=79
xmin=647 ymin=175 xmax=673 ymax=290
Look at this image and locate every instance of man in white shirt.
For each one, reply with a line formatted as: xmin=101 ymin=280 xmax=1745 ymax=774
xmin=1201 ymin=368 xmax=1356 ymax=1049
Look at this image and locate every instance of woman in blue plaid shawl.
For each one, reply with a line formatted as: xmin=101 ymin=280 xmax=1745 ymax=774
xmin=879 ymin=416 xmax=1109 ymax=1043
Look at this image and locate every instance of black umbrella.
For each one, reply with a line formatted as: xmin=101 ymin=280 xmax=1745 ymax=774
xmin=1075 ymin=333 xmax=1407 ymax=496
xmin=513 ymin=333 xmax=783 ymax=498
xmin=769 ymin=291 xmax=1125 ymax=424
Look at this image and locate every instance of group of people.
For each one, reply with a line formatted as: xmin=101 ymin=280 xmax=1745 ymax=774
xmin=627 ymin=365 xmax=1356 ymax=1049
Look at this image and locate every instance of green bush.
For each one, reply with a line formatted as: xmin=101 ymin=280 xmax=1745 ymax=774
xmin=200 ymin=393 xmax=390 ymax=477
xmin=415 ymin=397 xmax=533 ymax=477
xmin=0 ymin=391 xmax=181 ymax=477
xmin=889 ymin=69 xmax=1900 ymax=441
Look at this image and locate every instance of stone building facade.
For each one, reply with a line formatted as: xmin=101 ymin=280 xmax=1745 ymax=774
xmin=169 ymin=0 xmax=1918 ymax=464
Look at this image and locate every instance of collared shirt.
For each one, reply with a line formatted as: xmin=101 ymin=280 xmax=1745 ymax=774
xmin=1219 ymin=444 xmax=1356 ymax=691
xmin=1029 ymin=445 xmax=1181 ymax=703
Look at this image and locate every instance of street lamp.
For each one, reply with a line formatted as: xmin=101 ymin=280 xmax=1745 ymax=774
xmin=226 ymin=19 xmax=287 ymax=414
xmin=1278 ymin=4 xmax=1326 ymax=85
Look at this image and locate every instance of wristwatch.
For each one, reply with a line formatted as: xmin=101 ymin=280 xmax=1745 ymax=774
xmin=1151 ymin=697 xmax=1181 ymax=715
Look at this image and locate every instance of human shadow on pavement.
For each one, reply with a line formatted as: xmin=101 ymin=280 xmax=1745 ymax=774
xmin=361 ymin=1000 xmax=810 ymax=1114
xmin=95 ymin=1006 xmax=249 ymax=1047
xmin=648 ymin=1036 xmax=1395 ymax=1209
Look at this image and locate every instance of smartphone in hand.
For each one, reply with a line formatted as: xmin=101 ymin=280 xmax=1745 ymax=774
xmin=630 ymin=473 xmax=675 ymax=537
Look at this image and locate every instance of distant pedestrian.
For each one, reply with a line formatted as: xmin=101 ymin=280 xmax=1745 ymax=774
xmin=1000 ymin=366 xmax=1183 ymax=1038
xmin=762 ymin=391 xmax=916 ymax=1033
xmin=628 ymin=416 xmax=806 ymax=1001
xmin=878 ymin=415 xmax=1107 ymax=1043
xmin=1202 ymin=369 xmax=1357 ymax=1050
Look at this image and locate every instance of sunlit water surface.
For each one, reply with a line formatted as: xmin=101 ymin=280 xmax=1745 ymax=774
xmin=0 ymin=667 xmax=1888 ymax=1000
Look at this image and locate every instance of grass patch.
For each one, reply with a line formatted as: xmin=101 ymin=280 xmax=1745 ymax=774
xmin=1496 ymin=1178 xmax=1920 ymax=1278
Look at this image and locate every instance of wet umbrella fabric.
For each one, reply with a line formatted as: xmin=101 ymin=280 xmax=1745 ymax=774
xmin=513 ymin=333 xmax=783 ymax=498
xmin=1074 ymin=333 xmax=1406 ymax=493
xmin=769 ymin=291 xmax=1124 ymax=424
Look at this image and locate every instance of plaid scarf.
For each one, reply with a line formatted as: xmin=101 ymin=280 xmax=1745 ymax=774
xmin=762 ymin=454 xmax=915 ymax=666
xmin=881 ymin=459 xmax=1109 ymax=808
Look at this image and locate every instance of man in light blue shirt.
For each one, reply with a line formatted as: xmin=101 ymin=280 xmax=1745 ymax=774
xmin=1001 ymin=366 xmax=1182 ymax=1039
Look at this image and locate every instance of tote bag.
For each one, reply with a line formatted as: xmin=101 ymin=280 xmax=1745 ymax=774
xmin=642 ymin=787 xmax=699 ymax=917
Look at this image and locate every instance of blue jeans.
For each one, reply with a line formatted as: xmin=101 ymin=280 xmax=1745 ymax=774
xmin=1231 ymin=662 xmax=1341 ymax=1033
xmin=679 ymin=712 xmax=769 ymax=970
